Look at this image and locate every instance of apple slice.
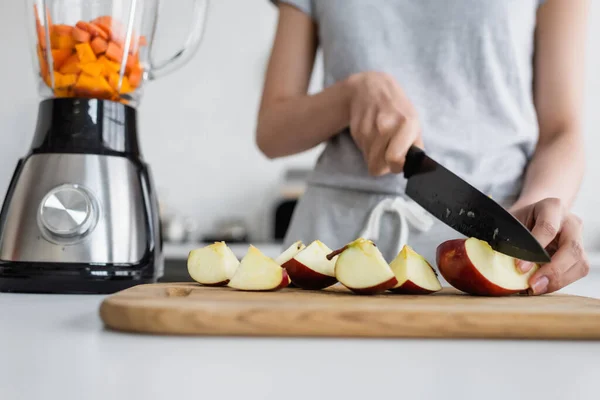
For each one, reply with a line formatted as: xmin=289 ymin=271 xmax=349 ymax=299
xmin=275 ymin=241 xmax=305 ymax=287
xmin=436 ymin=237 xmax=540 ymax=296
xmin=328 ymin=238 xmax=397 ymax=295
xmin=283 ymin=240 xmax=338 ymax=290
xmin=275 ymin=241 xmax=306 ymax=265
xmin=389 ymin=245 xmax=442 ymax=295
xmin=187 ymin=241 xmax=239 ymax=286
xmin=228 ymin=245 xmax=290 ymax=291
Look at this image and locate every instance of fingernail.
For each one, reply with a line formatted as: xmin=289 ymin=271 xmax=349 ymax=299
xmin=531 ymin=276 xmax=549 ymax=295
xmin=516 ymin=260 xmax=534 ymax=273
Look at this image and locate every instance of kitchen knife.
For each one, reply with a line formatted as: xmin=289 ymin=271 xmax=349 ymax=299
xmin=403 ymin=145 xmax=551 ymax=263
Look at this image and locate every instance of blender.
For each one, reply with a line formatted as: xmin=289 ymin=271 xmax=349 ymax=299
xmin=0 ymin=0 xmax=209 ymax=294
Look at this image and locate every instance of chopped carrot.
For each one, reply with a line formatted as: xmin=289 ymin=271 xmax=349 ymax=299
xmin=76 ymin=21 xmax=109 ymax=40
xmin=80 ymin=62 xmax=104 ymax=77
xmin=52 ymin=24 xmax=73 ymax=36
xmin=51 ymin=49 xmax=72 ymax=69
xmin=54 ymin=72 xmax=77 ymax=89
xmin=125 ymin=53 xmax=139 ymax=74
xmin=128 ymin=67 xmax=142 ymax=88
xmin=108 ymin=73 xmax=134 ymax=94
xmin=90 ymin=37 xmax=108 ymax=55
xmin=37 ymin=45 xmax=50 ymax=85
xmin=74 ymin=74 xmax=115 ymax=100
xmin=58 ymin=54 xmax=82 ymax=74
xmin=54 ymin=88 xmax=74 ymax=97
xmin=51 ymin=33 xmax=76 ymax=50
xmin=75 ymin=42 xmax=97 ymax=63
xmin=105 ymin=41 xmax=124 ymax=64
xmin=34 ymin=5 xmax=48 ymax=49
xmin=139 ymin=35 xmax=147 ymax=46
xmin=72 ymin=27 xmax=91 ymax=43
xmin=36 ymin=26 xmax=47 ymax=49
xmin=98 ymin=56 xmax=121 ymax=76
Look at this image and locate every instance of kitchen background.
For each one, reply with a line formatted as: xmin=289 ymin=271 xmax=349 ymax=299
xmin=0 ymin=0 xmax=599 ymax=278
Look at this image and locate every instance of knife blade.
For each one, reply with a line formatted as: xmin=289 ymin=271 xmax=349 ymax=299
xmin=403 ymin=146 xmax=551 ymax=263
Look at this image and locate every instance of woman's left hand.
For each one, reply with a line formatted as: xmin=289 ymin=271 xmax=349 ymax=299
xmin=510 ymin=198 xmax=590 ymax=295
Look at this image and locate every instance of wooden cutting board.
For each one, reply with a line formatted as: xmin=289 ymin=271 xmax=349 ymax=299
xmin=99 ymin=283 xmax=600 ymax=340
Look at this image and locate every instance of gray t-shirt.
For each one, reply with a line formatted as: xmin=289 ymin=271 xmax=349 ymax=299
xmin=271 ymin=0 xmax=546 ymax=202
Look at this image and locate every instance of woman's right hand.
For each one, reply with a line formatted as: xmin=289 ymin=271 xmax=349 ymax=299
xmin=346 ymin=71 xmax=423 ymax=176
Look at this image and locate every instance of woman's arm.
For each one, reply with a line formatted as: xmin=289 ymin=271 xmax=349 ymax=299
xmin=511 ymin=0 xmax=590 ymax=211
xmin=256 ymin=4 xmax=352 ymax=159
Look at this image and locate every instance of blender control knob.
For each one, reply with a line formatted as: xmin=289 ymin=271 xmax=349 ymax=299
xmin=39 ymin=184 xmax=98 ymax=239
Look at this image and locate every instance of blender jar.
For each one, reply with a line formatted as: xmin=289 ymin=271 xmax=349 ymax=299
xmin=28 ymin=0 xmax=209 ymax=106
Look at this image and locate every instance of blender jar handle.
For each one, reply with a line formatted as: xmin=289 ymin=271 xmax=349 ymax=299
xmin=147 ymin=0 xmax=210 ymax=80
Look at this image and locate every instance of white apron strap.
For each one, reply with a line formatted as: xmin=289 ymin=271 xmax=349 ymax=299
xmin=359 ymin=196 xmax=435 ymax=257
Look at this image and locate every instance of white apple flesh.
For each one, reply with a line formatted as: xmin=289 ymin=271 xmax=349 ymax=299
xmin=187 ymin=241 xmax=239 ymax=286
xmin=283 ymin=240 xmax=338 ymax=290
xmin=388 ymin=245 xmax=442 ymax=294
xmin=275 ymin=241 xmax=306 ymax=266
xmin=328 ymin=238 xmax=397 ymax=295
xmin=228 ymin=245 xmax=289 ymax=291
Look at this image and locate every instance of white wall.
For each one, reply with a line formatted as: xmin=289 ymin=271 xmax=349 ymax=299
xmin=0 ymin=0 xmax=599 ymax=247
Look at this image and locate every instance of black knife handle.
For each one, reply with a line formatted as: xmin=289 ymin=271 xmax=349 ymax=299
xmin=404 ymin=145 xmax=425 ymax=179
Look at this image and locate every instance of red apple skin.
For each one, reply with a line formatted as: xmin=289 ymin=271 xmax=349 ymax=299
xmin=282 ymin=258 xmax=338 ymax=290
xmin=436 ymin=239 xmax=522 ymax=296
xmin=347 ymin=277 xmax=398 ymax=295
xmin=276 ymin=269 xmax=290 ymax=290
xmin=389 ymin=280 xmax=438 ymax=295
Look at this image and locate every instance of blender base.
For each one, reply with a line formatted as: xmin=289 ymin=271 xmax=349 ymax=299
xmin=0 ymin=276 xmax=157 ymax=295
xmin=0 ymin=98 xmax=164 ymax=295
xmin=0 ymin=259 xmax=159 ymax=294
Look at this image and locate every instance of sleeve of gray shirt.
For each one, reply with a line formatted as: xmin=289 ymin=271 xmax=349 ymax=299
xmin=269 ymin=0 xmax=313 ymax=17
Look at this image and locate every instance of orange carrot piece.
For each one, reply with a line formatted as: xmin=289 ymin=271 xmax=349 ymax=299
xmin=52 ymin=24 xmax=73 ymax=36
xmin=105 ymin=41 xmax=124 ymax=64
xmin=76 ymin=21 xmax=109 ymax=40
xmin=108 ymin=73 xmax=134 ymax=94
xmin=75 ymin=42 xmax=97 ymax=64
xmin=74 ymin=74 xmax=115 ymax=99
xmin=37 ymin=45 xmax=50 ymax=85
xmin=51 ymin=49 xmax=72 ymax=69
xmin=52 ymin=33 xmax=76 ymax=50
xmin=54 ymin=72 xmax=78 ymax=89
xmin=128 ymin=67 xmax=142 ymax=88
xmin=58 ymin=54 xmax=82 ymax=75
xmin=98 ymin=56 xmax=121 ymax=76
xmin=34 ymin=5 xmax=46 ymax=49
xmin=80 ymin=62 xmax=104 ymax=77
xmin=54 ymin=88 xmax=74 ymax=97
xmin=125 ymin=53 xmax=139 ymax=74
xmin=90 ymin=37 xmax=108 ymax=55
xmin=72 ymin=27 xmax=91 ymax=43
xmin=139 ymin=35 xmax=147 ymax=46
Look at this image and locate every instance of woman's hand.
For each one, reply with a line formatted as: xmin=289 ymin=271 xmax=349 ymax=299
xmin=347 ymin=72 xmax=423 ymax=176
xmin=510 ymin=198 xmax=590 ymax=295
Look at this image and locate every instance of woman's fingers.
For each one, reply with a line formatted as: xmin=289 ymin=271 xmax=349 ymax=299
xmin=384 ymin=114 xmax=420 ymax=173
xmin=528 ymin=214 xmax=586 ymax=294
xmin=530 ymin=198 xmax=565 ymax=248
xmin=350 ymin=104 xmax=377 ymax=160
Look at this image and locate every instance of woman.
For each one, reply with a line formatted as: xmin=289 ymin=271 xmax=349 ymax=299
xmin=257 ymin=0 xmax=590 ymax=295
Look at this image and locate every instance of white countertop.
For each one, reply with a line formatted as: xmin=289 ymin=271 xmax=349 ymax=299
xmin=1 ymin=275 xmax=600 ymax=400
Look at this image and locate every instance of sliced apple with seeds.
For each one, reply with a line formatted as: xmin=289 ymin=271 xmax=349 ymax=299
xmin=388 ymin=245 xmax=441 ymax=294
xmin=328 ymin=238 xmax=397 ymax=295
xmin=283 ymin=240 xmax=338 ymax=290
xmin=436 ymin=237 xmax=540 ymax=296
xmin=228 ymin=245 xmax=289 ymax=291
xmin=187 ymin=241 xmax=239 ymax=286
